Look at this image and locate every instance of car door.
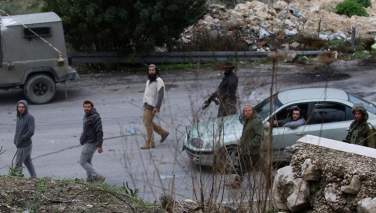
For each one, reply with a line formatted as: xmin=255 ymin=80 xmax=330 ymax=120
xmin=304 ymin=101 xmax=353 ymax=141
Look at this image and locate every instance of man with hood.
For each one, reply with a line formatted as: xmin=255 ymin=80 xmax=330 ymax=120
xmin=14 ymin=100 xmax=36 ymax=178
xmin=203 ymin=63 xmax=238 ymax=117
xmin=141 ymin=64 xmax=169 ymax=150
xmin=80 ymin=100 xmax=105 ymax=182
xmin=228 ymin=104 xmax=263 ymax=188
xmin=344 ymin=105 xmax=370 ymax=146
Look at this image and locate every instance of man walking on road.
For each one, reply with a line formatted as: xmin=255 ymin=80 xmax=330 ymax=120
xmin=80 ymin=100 xmax=105 ymax=182
xmin=13 ymin=100 xmax=37 ymax=178
xmin=203 ymin=63 xmax=238 ymax=117
xmin=141 ymin=64 xmax=169 ymax=150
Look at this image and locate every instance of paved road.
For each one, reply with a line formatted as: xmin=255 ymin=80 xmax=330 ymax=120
xmin=0 ymin=63 xmax=375 ymax=202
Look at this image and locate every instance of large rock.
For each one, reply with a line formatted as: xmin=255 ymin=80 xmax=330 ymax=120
xmin=272 ymin=166 xmax=295 ymax=210
xmin=357 ymin=198 xmax=376 ymax=213
xmin=273 ymin=166 xmax=310 ymax=212
xmin=301 ymin=159 xmax=320 ymax=181
xmin=341 ymin=175 xmax=361 ymax=195
xmin=324 ymin=184 xmax=338 ymax=203
xmin=286 ymin=178 xmax=310 ymax=212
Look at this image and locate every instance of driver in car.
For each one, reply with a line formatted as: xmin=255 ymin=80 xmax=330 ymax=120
xmin=282 ymin=106 xmax=305 ymax=129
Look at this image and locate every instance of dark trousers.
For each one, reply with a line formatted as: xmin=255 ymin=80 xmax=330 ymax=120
xmin=217 ymin=99 xmax=237 ymax=117
xmin=237 ymin=153 xmax=260 ymax=178
xmin=15 ymin=145 xmax=36 ymax=178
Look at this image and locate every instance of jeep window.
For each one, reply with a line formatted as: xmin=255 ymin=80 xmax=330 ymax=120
xmin=24 ymin=27 xmax=51 ymax=39
xmin=307 ymin=102 xmax=352 ymax=124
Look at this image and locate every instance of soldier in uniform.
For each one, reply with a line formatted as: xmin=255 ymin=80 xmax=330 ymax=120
xmin=344 ymin=105 xmax=370 ymax=146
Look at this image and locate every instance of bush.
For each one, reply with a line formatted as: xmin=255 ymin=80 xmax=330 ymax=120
xmin=352 ymin=50 xmax=371 ymax=60
xmin=355 ymin=0 xmax=371 ymax=7
xmin=336 ymin=0 xmax=369 ymax=17
xmin=44 ymin=0 xmax=207 ymax=53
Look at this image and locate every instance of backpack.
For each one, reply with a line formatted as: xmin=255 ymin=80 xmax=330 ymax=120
xmin=367 ymin=123 xmax=376 ymax=148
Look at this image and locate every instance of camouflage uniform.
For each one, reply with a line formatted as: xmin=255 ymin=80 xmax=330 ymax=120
xmin=345 ymin=105 xmax=370 ymax=146
xmin=238 ymin=114 xmax=263 ymax=176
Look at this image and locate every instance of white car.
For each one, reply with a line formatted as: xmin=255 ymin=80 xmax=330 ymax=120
xmin=183 ymin=88 xmax=376 ymax=167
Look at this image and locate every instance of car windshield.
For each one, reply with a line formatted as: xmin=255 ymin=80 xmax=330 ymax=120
xmin=254 ymin=95 xmax=282 ymax=120
xmin=348 ymin=94 xmax=376 ymax=114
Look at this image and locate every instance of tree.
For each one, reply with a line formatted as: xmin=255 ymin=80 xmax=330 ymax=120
xmin=43 ymin=0 xmax=207 ymax=53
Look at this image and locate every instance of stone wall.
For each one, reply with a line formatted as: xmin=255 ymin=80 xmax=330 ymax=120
xmin=272 ymin=138 xmax=376 ymax=213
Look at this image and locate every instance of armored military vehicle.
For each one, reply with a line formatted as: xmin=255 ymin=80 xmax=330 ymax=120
xmin=0 ymin=12 xmax=79 ymax=104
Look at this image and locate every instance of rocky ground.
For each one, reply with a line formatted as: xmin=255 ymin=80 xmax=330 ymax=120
xmin=273 ymin=142 xmax=376 ymax=213
xmin=181 ymin=0 xmax=376 ymax=51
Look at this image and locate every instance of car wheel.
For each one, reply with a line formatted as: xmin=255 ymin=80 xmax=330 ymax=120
xmin=24 ymin=74 xmax=56 ymax=104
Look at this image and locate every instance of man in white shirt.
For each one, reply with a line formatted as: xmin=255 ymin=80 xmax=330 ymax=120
xmin=141 ymin=64 xmax=169 ymax=149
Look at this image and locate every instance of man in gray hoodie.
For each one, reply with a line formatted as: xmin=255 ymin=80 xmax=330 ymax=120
xmin=80 ymin=100 xmax=105 ymax=182
xmin=13 ymin=100 xmax=36 ymax=178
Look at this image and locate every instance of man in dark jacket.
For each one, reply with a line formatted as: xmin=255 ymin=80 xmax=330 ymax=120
xmin=228 ymin=104 xmax=263 ymax=188
xmin=344 ymin=105 xmax=370 ymax=146
xmin=13 ymin=100 xmax=36 ymax=178
xmin=203 ymin=63 xmax=239 ymax=117
xmin=80 ymin=100 xmax=105 ymax=182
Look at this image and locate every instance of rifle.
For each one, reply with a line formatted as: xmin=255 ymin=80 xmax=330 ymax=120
xmin=202 ymin=93 xmax=220 ymax=110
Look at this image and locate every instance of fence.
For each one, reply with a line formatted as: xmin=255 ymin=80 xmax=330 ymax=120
xmin=68 ymin=51 xmax=323 ymax=65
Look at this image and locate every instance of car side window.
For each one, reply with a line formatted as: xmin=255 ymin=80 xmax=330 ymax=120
xmin=273 ymin=103 xmax=308 ymax=127
xmin=307 ymin=102 xmax=352 ymax=124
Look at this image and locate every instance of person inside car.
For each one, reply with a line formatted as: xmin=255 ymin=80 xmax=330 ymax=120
xmin=282 ymin=106 xmax=305 ymax=129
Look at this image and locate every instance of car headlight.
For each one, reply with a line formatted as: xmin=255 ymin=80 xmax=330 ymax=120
xmin=190 ymin=138 xmax=204 ymax=148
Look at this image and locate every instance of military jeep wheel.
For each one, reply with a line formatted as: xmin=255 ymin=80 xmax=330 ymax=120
xmin=24 ymin=74 xmax=56 ymax=104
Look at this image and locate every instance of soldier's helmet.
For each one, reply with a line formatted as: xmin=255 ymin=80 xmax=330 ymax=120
xmin=352 ymin=104 xmax=369 ymax=121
